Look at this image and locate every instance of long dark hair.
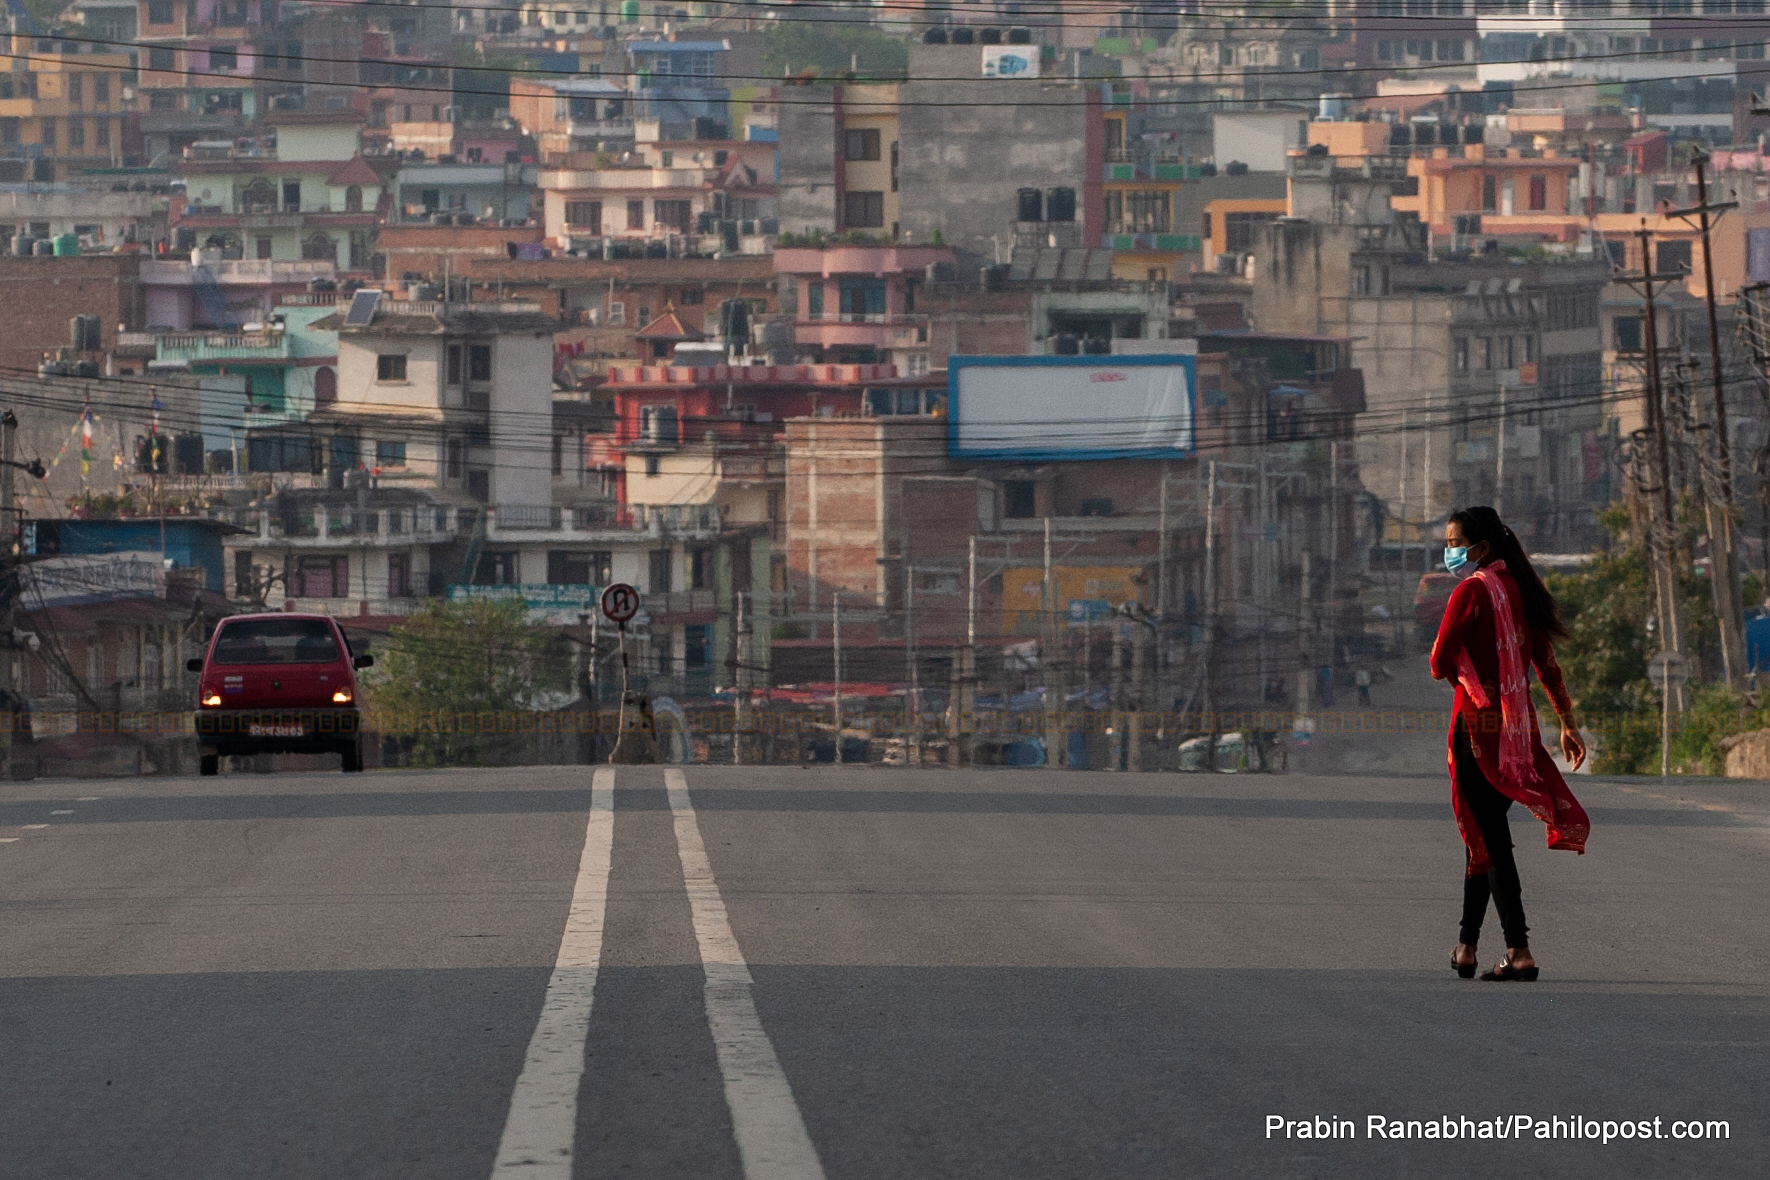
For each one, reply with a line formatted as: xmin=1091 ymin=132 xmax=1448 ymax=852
xmin=1449 ymin=505 xmax=1568 ymax=641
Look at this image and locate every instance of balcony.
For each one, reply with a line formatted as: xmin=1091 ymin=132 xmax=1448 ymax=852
xmin=771 ymin=244 xmax=954 ymax=278
xmin=140 ymin=258 xmax=336 ymax=285
xmin=717 ymin=453 xmax=785 ymax=483
xmin=156 ymin=329 xmax=295 ymax=364
xmin=794 ymin=312 xmax=929 ymax=350
xmin=223 ymin=503 xmax=463 ymax=547
xmin=476 ymin=502 xmax=721 ymax=540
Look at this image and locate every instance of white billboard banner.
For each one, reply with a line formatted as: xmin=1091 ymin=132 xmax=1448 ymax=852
xmin=948 ymin=355 xmax=1195 ymax=460
xmin=982 ymin=46 xmax=1040 ymax=79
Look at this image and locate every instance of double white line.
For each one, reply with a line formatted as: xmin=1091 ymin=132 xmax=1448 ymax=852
xmin=491 ymin=767 xmax=825 ymax=1180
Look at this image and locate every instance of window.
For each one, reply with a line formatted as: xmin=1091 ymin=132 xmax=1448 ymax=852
xmin=627 ymin=199 xmax=644 ymax=230
xmin=148 ymin=47 xmax=175 ymax=71
xmin=640 ymin=404 xmax=679 ymax=443
xmin=474 ymin=551 xmax=520 ymax=586
xmin=648 ymin=549 xmax=673 ymax=593
xmin=1004 ymin=480 xmax=1037 ymax=518
xmin=690 ymin=549 xmax=710 ymax=590
xmin=345 ymin=184 xmax=362 ymax=213
xmin=213 ymin=616 xmax=344 ymax=658
xmin=148 ymin=0 xmax=173 ymax=21
xmin=234 ymin=551 xmax=255 ymax=597
xmin=67 ymin=75 xmax=81 ymax=105
xmin=1047 ymin=186 xmax=1076 ymax=222
xmin=468 ymin=343 xmax=492 ymax=381
xmin=1523 ymin=335 xmax=1536 ymax=364
xmin=807 ymin=282 xmax=824 ymax=318
xmin=290 ymin=558 xmax=351 ymax=601
xmin=1614 ymin=315 xmax=1643 ymax=351
xmin=149 ymin=91 xmax=179 ymax=111
xmin=844 ymin=127 xmax=881 ymax=160
xmin=446 ymin=437 xmax=465 ymax=479
xmin=839 ymin=278 xmax=886 ymax=319
xmin=95 ymin=118 xmax=109 ymax=147
xmin=1353 ymin=265 xmax=1372 ymax=295
xmin=1656 ymin=240 xmax=1692 ymax=275
xmin=644 ymin=454 xmax=660 ymax=476
xmin=282 ymin=181 xmax=301 ymax=212
xmin=315 ymin=366 xmax=336 ymax=404
xmin=678 ymin=288 xmax=703 ymax=305
xmin=388 ymin=554 xmax=412 ymax=597
xmin=445 ymin=345 xmax=462 ymax=386
xmin=1501 ymin=336 xmax=1515 ymax=368
xmin=844 ymin=191 xmax=885 ymax=228
xmin=551 ymin=434 xmax=564 ymax=476
xmin=301 ymin=232 xmax=335 ymax=262
xmin=67 ymin=119 xmax=84 ymax=149
xmin=1224 ymin=211 xmax=1277 ymax=253
xmin=376 ymin=354 xmax=408 ymax=381
xmin=608 ymin=302 xmax=625 ymax=326
xmin=93 ymin=76 xmax=108 ymax=105
xmin=653 ymin=199 xmax=692 ymax=232
xmin=38 ymin=119 xmax=54 ymax=150
xmin=548 ymin=550 xmax=611 ymax=585
xmin=1478 ymin=338 xmax=1493 ymax=370
xmin=1482 ymin=176 xmax=1497 ymax=212
xmin=211 ymin=47 xmax=238 ymax=71
xmin=565 ymin=200 xmax=601 ymax=231
xmin=376 ymin=440 xmax=407 ymax=467
xmin=1454 ymin=338 xmax=1469 ymax=372
xmin=1527 ymin=174 xmax=1547 ymax=211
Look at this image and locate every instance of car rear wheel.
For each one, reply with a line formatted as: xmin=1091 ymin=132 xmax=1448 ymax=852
xmin=200 ymin=754 xmax=219 ymax=777
xmin=340 ymin=742 xmax=363 ymax=773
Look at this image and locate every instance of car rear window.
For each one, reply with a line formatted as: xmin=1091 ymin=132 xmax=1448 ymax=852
xmin=211 ymin=619 xmax=342 ymax=665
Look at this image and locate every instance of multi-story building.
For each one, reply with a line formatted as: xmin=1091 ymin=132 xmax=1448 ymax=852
xmin=0 ymin=36 xmax=137 ymax=182
xmin=393 ymin=160 xmax=534 ymax=225
xmin=171 ymin=112 xmax=387 ymax=270
xmin=772 ymin=242 xmax=953 ymax=373
xmin=536 ymin=138 xmax=776 ymax=253
xmin=1249 ymin=150 xmax=1610 ymax=551
xmin=0 ymin=182 xmax=168 ymax=252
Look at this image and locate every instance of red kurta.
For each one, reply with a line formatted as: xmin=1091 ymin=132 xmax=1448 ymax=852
xmin=1429 ymin=566 xmax=1590 ymax=875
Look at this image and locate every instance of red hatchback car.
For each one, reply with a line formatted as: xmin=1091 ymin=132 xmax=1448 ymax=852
xmin=189 ymin=613 xmax=373 ymax=775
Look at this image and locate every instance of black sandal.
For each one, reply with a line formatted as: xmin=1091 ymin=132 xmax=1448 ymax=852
xmin=1480 ymin=959 xmax=1539 ymax=982
xmin=1451 ymin=948 xmax=1476 ymax=980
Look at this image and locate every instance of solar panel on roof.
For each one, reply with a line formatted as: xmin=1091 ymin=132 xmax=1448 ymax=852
xmin=343 ymin=289 xmax=381 ymax=327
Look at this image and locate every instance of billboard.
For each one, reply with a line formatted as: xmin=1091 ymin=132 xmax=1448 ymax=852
xmin=982 ymin=46 xmax=1040 ymax=78
xmin=1001 ymin=565 xmax=1143 ymax=634
xmin=947 ymin=354 xmax=1195 ymax=460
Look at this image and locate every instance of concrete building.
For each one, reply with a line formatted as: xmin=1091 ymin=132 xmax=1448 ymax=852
xmin=0 ymin=183 xmax=169 ymax=253
xmin=772 ymin=243 xmax=953 ymax=373
xmin=1249 ymin=151 xmax=1610 ymax=551
xmin=536 ymin=139 xmax=776 ymax=254
xmin=171 ymin=113 xmax=387 ymax=270
xmin=393 ymin=161 xmax=533 ymax=225
xmin=0 ymin=37 xmax=137 ymax=181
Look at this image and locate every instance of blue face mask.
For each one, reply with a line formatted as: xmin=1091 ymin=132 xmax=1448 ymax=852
xmin=1444 ymin=546 xmax=1470 ymax=574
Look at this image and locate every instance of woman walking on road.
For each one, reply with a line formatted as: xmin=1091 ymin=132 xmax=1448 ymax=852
xmin=1430 ymin=507 xmax=1589 ymax=982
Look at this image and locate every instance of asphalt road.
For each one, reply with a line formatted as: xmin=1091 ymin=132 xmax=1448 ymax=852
xmin=2 ymin=763 xmax=1766 ymax=1179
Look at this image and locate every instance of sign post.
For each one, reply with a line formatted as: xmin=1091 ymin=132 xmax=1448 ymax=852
xmin=1648 ymin=649 xmax=1689 ymax=780
xmin=601 ymin=583 xmax=640 ymax=763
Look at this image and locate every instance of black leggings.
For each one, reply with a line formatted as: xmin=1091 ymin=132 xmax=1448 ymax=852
xmin=1455 ymin=720 xmax=1530 ymax=950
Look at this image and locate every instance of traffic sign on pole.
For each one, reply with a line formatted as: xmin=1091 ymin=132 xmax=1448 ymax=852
xmin=600 ymin=583 xmax=640 ymax=625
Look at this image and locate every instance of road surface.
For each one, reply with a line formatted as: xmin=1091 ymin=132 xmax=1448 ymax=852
xmin=2 ymin=764 xmax=1765 ymax=1178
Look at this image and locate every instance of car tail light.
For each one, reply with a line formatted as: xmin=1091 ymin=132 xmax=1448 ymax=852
xmin=201 ymin=690 xmax=222 ymax=707
xmin=333 ymin=688 xmax=353 ymax=703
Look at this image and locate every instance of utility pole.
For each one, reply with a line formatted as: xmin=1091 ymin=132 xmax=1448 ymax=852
xmin=904 ymin=551 xmax=918 ymax=768
xmin=1203 ymin=460 xmax=1218 ymax=755
xmin=1043 ymin=516 xmax=1061 ymax=767
xmin=1108 ymin=612 xmax=1124 ymax=772
xmin=733 ymin=590 xmax=750 ymax=765
xmin=1157 ymin=462 xmax=1170 ymax=619
xmin=1636 ymin=221 xmax=1685 ymax=667
xmin=832 ymin=591 xmax=842 ymax=764
xmin=1 ymin=410 xmax=14 ymax=782
xmin=1673 ymin=153 xmax=1747 ymax=687
xmin=962 ymin=534 xmax=977 ymax=767
xmin=1128 ymin=613 xmax=1145 ymax=773
xmin=1494 ymin=383 xmax=1506 ymax=518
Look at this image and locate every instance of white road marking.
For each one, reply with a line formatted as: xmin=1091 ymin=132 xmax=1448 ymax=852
xmin=23 ymin=824 xmax=47 ymax=830
xmin=0 ymin=837 xmax=18 ymax=843
xmin=666 ymin=767 xmax=826 ymax=1180
xmin=50 ymin=810 xmax=73 ymax=815
xmin=76 ymin=796 xmax=99 ymax=802
xmin=490 ymin=767 xmax=616 ymax=1179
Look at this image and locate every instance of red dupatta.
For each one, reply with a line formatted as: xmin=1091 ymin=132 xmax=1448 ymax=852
xmin=1447 ymin=560 xmax=1590 ymax=876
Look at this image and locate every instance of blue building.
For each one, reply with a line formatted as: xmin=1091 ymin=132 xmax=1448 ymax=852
xmin=27 ymin=517 xmax=246 ymax=593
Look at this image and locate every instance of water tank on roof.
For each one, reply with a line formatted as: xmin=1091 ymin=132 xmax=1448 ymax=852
xmin=1319 ymin=93 xmax=1353 ymax=120
xmin=620 ymin=0 xmax=638 ymax=19
xmin=53 ymin=233 xmax=80 ymax=256
xmin=11 ymin=235 xmax=35 ymax=256
xmin=32 ymin=239 xmax=54 ymax=256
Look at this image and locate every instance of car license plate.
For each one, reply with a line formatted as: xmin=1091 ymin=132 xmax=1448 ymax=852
xmin=248 ymin=724 xmax=304 ymax=738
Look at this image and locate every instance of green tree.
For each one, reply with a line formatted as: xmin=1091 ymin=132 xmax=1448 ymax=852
xmin=762 ymin=23 xmax=909 ymax=79
xmin=1547 ymin=503 xmax=1744 ymax=774
xmin=368 ymin=598 xmax=570 ymax=765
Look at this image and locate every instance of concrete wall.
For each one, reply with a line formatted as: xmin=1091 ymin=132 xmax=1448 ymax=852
xmin=776 ymin=85 xmax=839 ymax=236
xmin=0 ymin=254 xmax=145 ymax=378
xmin=1211 ymin=112 xmax=1308 ymax=173
xmin=490 ymin=332 xmax=555 ymax=507
xmin=899 ymin=45 xmax=1096 ymax=261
